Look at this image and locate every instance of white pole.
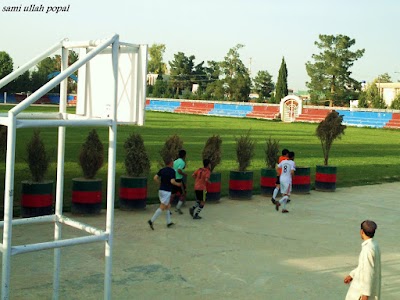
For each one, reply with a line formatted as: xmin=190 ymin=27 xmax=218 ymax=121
xmin=0 ymin=40 xmax=65 ymax=90
xmin=138 ymin=45 xmax=148 ymax=126
xmin=53 ymin=46 xmax=69 ymax=300
xmin=104 ymin=34 xmax=119 ymax=300
xmin=10 ymin=35 xmax=118 ymax=116
xmin=3 ymin=92 xmax=6 ymax=104
xmin=1 ymin=112 xmax=16 ymax=300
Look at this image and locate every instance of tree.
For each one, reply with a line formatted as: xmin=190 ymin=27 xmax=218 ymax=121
xmin=253 ymin=70 xmax=274 ymax=100
xmin=0 ymin=51 xmax=13 ymax=92
xmin=390 ymin=93 xmax=400 ymax=109
xmin=31 ymin=56 xmax=58 ymax=93
xmin=316 ymin=110 xmax=346 ymax=166
xmin=148 ymin=44 xmax=167 ymax=74
xmin=220 ymin=44 xmax=251 ymax=102
xmin=376 ymin=73 xmax=392 ymax=83
xmin=169 ymin=52 xmax=195 ymax=96
xmin=306 ymin=34 xmax=365 ymax=106
xmin=274 ymin=57 xmax=288 ymax=104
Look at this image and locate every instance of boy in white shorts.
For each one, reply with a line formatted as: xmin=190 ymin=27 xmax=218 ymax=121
xmin=148 ymin=158 xmax=182 ymax=230
xmin=275 ymin=151 xmax=295 ymax=213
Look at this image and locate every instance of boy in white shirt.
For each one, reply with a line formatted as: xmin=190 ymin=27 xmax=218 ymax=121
xmin=275 ymin=151 xmax=295 ymax=213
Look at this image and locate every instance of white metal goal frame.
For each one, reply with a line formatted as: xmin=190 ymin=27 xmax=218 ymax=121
xmin=0 ymin=34 xmax=147 ymax=299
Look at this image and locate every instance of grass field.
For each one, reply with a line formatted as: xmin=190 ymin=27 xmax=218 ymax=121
xmin=1 ymin=104 xmax=400 ymax=212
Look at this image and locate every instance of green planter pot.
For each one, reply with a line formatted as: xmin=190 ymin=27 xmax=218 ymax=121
xmin=207 ymin=172 xmax=221 ymax=201
xmin=292 ymin=166 xmax=311 ymax=194
xmin=21 ymin=180 xmax=53 ymax=218
xmin=71 ymin=178 xmax=102 ymax=214
xmin=315 ymin=165 xmax=337 ymax=192
xmin=260 ymin=168 xmax=276 ymax=196
xmin=229 ymin=171 xmax=253 ymax=200
xmin=119 ymin=176 xmax=147 ymax=210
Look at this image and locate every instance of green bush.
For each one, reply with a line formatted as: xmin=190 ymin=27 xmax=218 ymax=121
xmin=26 ymin=130 xmax=50 ymax=182
xmin=79 ymin=129 xmax=104 ymax=179
xmin=235 ymin=130 xmax=255 ymax=172
xmin=124 ymin=133 xmax=150 ymax=177
xmin=202 ymin=135 xmax=222 ymax=172
xmin=264 ymin=136 xmax=279 ymax=169
xmin=159 ymin=134 xmax=183 ymax=165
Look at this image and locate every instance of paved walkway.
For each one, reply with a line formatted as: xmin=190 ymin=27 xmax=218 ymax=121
xmin=3 ymin=182 xmax=400 ymax=299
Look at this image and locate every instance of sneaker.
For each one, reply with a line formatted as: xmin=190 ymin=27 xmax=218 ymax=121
xmin=175 ymin=208 xmax=183 ymax=215
xmin=167 ymin=222 xmax=175 ymax=228
xmin=189 ymin=207 xmax=194 ymax=217
xmin=287 ymin=199 xmax=291 ymax=203
xmin=275 ymin=202 xmax=280 ymax=211
xmin=193 ymin=215 xmax=202 ymax=220
xmin=148 ymin=220 xmax=154 ymax=230
xmin=282 ymin=209 xmax=289 ymax=213
xmin=271 ymin=198 xmax=276 ymax=204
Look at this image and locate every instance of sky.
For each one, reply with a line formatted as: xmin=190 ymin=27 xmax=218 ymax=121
xmin=1 ymin=0 xmax=399 ymax=91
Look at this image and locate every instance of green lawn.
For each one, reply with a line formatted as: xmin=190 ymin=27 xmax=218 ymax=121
xmin=1 ymin=105 xmax=399 ymax=212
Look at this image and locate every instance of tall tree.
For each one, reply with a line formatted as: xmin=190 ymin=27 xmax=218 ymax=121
xmin=169 ymin=52 xmax=195 ymax=96
xmin=253 ymin=70 xmax=274 ymax=100
xmin=148 ymin=44 xmax=167 ymax=74
xmin=0 ymin=51 xmax=13 ymax=92
xmin=306 ymin=34 xmax=364 ymax=106
xmin=220 ymin=44 xmax=251 ymax=101
xmin=274 ymin=57 xmax=288 ymax=103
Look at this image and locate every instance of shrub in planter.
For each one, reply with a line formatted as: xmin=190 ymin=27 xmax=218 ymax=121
xmin=202 ymin=135 xmax=222 ymax=201
xmin=72 ymin=129 xmax=104 ymax=214
xmin=229 ymin=130 xmax=255 ymax=200
xmin=119 ymin=132 xmax=151 ymax=210
xmin=260 ymin=137 xmax=279 ymax=196
xmin=21 ymin=129 xmax=53 ymax=218
xmin=159 ymin=134 xmax=183 ymax=165
xmin=159 ymin=134 xmax=184 ymax=204
xmin=315 ymin=110 xmax=346 ymax=191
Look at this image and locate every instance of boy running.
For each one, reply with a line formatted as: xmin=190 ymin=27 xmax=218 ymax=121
xmin=172 ymin=149 xmax=187 ymax=214
xmin=189 ymin=159 xmax=211 ymax=219
xmin=275 ymin=151 xmax=295 ymax=213
xmin=271 ymin=148 xmax=289 ymax=204
xmin=148 ymin=157 xmax=182 ymax=230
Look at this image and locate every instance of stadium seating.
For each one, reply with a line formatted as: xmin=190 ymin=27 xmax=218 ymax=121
xmin=246 ymin=105 xmax=279 ymax=119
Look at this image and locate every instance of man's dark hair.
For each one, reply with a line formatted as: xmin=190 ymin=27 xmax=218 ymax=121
xmin=361 ymin=220 xmax=377 ymax=238
xmin=282 ymin=149 xmax=289 ymax=156
xmin=288 ymin=151 xmax=295 ymax=160
xmin=178 ymin=149 xmax=186 ymax=158
xmin=203 ymin=159 xmax=211 ymax=168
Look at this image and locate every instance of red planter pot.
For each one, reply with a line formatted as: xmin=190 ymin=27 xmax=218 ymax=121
xmin=119 ymin=176 xmax=147 ymax=210
xmin=206 ymin=172 xmax=221 ymax=201
xmin=21 ymin=180 xmax=53 ymax=218
xmin=260 ymin=168 xmax=276 ymax=196
xmin=71 ymin=178 xmax=102 ymax=214
xmin=229 ymin=171 xmax=253 ymax=200
xmin=315 ymin=165 xmax=337 ymax=192
xmin=292 ymin=166 xmax=311 ymax=194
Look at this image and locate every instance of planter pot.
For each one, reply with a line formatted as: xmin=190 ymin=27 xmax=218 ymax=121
xmin=71 ymin=178 xmax=102 ymax=214
xmin=292 ymin=166 xmax=311 ymax=194
xmin=260 ymin=168 xmax=276 ymax=196
xmin=315 ymin=165 xmax=337 ymax=192
xmin=206 ymin=172 xmax=221 ymax=201
xmin=119 ymin=176 xmax=147 ymax=210
xmin=21 ymin=180 xmax=53 ymax=218
xmin=229 ymin=171 xmax=253 ymax=200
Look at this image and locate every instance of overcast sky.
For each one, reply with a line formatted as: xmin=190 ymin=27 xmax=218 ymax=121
xmin=1 ymin=0 xmax=399 ymax=91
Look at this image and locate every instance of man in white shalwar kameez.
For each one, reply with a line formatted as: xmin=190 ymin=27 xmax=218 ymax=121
xmin=344 ymin=220 xmax=381 ymax=300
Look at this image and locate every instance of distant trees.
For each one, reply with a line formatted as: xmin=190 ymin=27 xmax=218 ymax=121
xmin=0 ymin=50 xmax=78 ymax=94
xmin=253 ymin=70 xmax=274 ymax=100
xmin=274 ymin=57 xmax=288 ymax=104
xmin=220 ymin=44 xmax=251 ymax=101
xmin=306 ymin=34 xmax=364 ymax=106
xmin=148 ymin=44 xmax=167 ymax=74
